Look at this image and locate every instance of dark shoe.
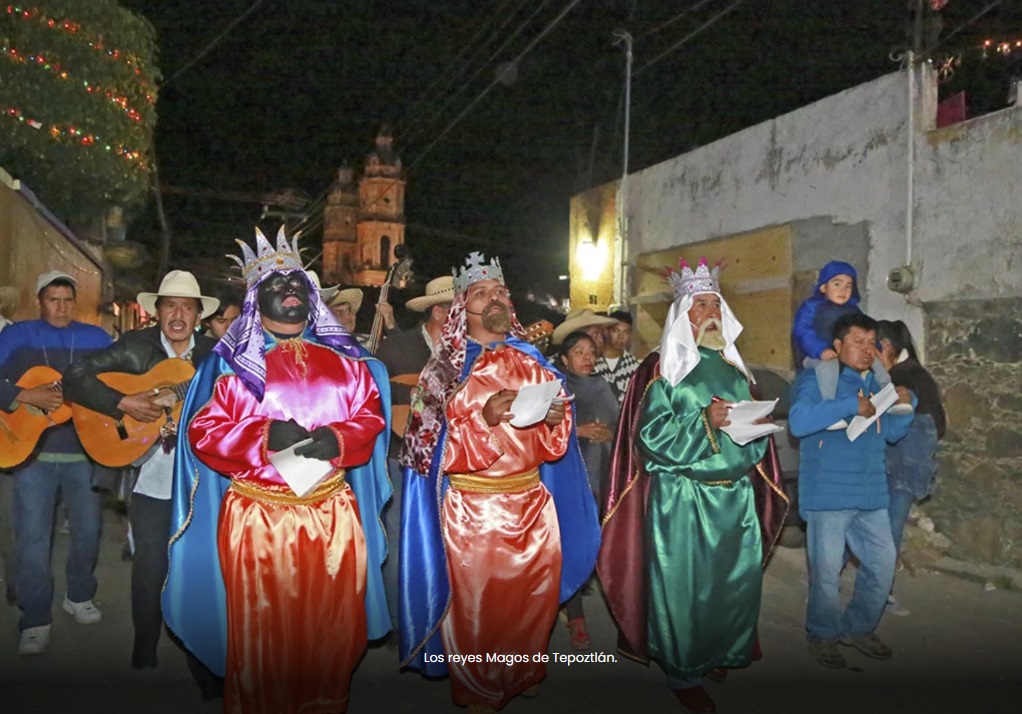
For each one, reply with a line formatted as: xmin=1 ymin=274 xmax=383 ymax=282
xmin=672 ymin=685 xmax=716 ymax=713
xmin=131 ymin=651 xmax=158 ymax=669
xmin=704 ymin=667 xmax=728 ymax=683
xmin=839 ymin=632 xmax=893 ymax=660
xmin=807 ymin=639 xmax=846 ymax=669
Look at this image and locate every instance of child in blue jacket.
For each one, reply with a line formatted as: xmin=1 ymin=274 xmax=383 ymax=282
xmin=792 ymin=261 xmax=888 ymax=400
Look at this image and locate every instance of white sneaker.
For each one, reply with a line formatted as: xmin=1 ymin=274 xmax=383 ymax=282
xmin=885 ymin=595 xmax=910 ymax=617
xmin=63 ymin=595 xmax=102 ymax=624
xmin=19 ymin=625 xmax=50 ymax=655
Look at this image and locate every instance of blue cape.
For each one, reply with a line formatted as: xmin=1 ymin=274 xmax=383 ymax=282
xmin=397 ymin=337 xmax=601 ymax=676
xmin=162 ymin=335 xmax=392 ymax=677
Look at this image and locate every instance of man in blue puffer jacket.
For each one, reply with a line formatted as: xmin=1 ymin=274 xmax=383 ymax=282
xmin=790 ymin=312 xmax=916 ymax=670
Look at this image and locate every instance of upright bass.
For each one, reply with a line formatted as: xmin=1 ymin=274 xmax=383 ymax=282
xmin=365 ymin=244 xmax=414 ymax=355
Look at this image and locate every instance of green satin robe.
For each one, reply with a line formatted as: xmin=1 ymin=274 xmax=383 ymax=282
xmin=636 ymin=348 xmax=767 ymax=680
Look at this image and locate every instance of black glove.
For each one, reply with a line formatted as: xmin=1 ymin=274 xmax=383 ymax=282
xmin=293 ymin=426 xmax=340 ymax=461
xmin=267 ymin=419 xmax=310 ymax=452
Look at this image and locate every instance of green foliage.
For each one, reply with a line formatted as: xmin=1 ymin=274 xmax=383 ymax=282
xmin=0 ymin=0 xmax=159 ymax=220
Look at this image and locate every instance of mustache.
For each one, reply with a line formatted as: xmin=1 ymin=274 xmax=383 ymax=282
xmin=467 ymin=300 xmax=510 ymax=317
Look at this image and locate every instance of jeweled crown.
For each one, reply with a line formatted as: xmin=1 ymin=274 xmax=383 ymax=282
xmin=453 ymin=251 xmax=504 ymax=294
xmin=228 ymin=226 xmax=305 ymax=288
xmin=667 ymin=256 xmax=722 ymax=298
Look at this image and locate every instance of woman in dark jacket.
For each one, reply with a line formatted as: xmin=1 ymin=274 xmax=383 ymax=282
xmin=877 ymin=320 xmax=946 ymax=617
xmin=556 ymin=330 xmax=620 ymax=649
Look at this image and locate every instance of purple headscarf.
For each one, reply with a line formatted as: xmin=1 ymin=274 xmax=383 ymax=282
xmin=213 ymin=269 xmax=362 ymax=400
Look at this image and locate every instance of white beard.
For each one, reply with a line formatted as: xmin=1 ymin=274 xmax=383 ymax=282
xmin=695 ymin=317 xmax=726 ymax=351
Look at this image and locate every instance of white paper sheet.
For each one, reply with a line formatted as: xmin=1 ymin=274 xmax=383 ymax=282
xmin=720 ymin=399 xmax=784 ymax=446
xmin=509 ymin=380 xmax=564 ymax=428
xmin=846 ymin=383 xmax=899 ymax=442
xmin=268 ymin=438 xmax=335 ymax=497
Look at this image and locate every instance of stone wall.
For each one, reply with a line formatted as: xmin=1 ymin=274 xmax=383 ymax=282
xmin=922 ymin=298 xmax=1022 ymax=567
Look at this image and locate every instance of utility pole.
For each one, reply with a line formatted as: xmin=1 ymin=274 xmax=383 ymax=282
xmin=612 ymin=29 xmax=633 ymax=310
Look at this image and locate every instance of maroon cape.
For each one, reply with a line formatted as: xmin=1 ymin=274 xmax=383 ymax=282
xmin=596 ymin=352 xmax=789 ymax=663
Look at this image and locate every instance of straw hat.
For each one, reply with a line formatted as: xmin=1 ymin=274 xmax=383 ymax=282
xmin=0 ymin=286 xmax=20 ymax=311
xmin=137 ymin=270 xmax=220 ymax=319
xmin=405 ymin=276 xmax=455 ymax=312
xmin=328 ymin=287 xmax=363 ymax=313
xmin=306 ymin=271 xmax=340 ymax=303
xmin=551 ymin=308 xmax=616 ymax=345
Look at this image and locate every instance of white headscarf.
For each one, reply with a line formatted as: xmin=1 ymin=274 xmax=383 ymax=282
xmin=658 ymin=291 xmax=754 ymax=386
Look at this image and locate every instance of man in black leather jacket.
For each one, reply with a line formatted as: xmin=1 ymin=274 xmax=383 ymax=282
xmin=63 ymin=270 xmax=222 ymax=696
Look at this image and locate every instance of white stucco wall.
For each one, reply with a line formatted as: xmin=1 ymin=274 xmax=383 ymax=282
xmin=621 ymin=65 xmax=1022 ymax=350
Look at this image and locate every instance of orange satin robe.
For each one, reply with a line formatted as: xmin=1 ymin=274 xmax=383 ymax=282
xmin=440 ymin=344 xmax=572 ymax=709
xmin=189 ymin=339 xmax=384 ymax=714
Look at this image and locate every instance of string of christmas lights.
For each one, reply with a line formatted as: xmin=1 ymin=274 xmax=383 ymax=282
xmin=5 ymin=4 xmax=150 ymax=82
xmin=2 ymin=44 xmax=151 ymax=121
xmin=2 ymin=106 xmax=147 ymax=166
xmin=981 ymin=39 xmax=1022 ymax=57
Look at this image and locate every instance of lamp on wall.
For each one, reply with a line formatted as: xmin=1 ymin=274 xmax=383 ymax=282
xmin=576 ymin=234 xmax=602 ymax=281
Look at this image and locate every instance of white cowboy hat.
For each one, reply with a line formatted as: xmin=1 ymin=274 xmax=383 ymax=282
xmin=137 ymin=270 xmax=220 ymax=319
xmin=327 ymin=287 xmax=363 ymax=313
xmin=551 ymin=308 xmax=617 ymax=345
xmin=405 ymin=276 xmax=455 ymax=312
xmin=306 ymin=270 xmax=340 ymax=303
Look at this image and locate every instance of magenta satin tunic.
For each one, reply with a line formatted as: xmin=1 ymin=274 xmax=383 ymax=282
xmin=440 ymin=345 xmax=572 ymax=710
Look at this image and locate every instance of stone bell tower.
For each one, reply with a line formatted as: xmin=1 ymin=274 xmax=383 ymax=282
xmin=354 ymin=126 xmax=406 ymax=286
xmin=321 ymin=165 xmax=359 ymax=284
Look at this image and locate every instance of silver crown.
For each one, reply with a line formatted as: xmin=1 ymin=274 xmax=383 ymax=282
xmin=228 ymin=226 xmax=305 ymax=288
xmin=667 ymin=257 xmax=721 ymax=298
xmin=453 ymin=251 xmax=504 ymax=293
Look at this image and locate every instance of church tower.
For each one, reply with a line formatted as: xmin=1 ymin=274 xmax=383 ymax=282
xmin=354 ymin=126 xmax=406 ymax=286
xmin=321 ymin=166 xmax=359 ymax=284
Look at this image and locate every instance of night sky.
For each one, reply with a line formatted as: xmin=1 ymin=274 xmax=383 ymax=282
xmin=118 ymin=0 xmax=1020 ymax=300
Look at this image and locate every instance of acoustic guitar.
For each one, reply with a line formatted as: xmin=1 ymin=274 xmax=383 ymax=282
xmin=71 ymin=360 xmax=196 ymax=467
xmin=0 ymin=366 xmax=70 ymax=469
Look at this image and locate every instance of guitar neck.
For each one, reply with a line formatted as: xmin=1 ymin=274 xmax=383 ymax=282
xmin=170 ymin=380 xmax=191 ymax=402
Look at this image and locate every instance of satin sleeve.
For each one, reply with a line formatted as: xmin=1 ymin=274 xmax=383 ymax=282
xmin=533 ymin=391 xmax=572 ymax=461
xmin=443 ymin=409 xmax=504 ymax=473
xmin=326 ymin=361 xmax=386 ymax=469
xmin=189 ymin=376 xmax=273 ymax=477
xmin=637 ymin=379 xmax=763 ymax=483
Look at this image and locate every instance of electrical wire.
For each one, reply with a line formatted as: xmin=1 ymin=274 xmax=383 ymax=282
xmin=640 ymin=0 xmax=721 ymax=39
xmin=636 ymin=0 xmax=747 ymax=76
xmin=918 ymin=0 xmax=1004 ymax=59
xmin=163 ymin=0 xmax=268 ymax=87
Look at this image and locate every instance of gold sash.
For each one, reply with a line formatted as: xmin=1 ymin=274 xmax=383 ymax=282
xmin=448 ymin=468 xmax=541 ymax=494
xmin=230 ymin=471 xmax=347 ymax=505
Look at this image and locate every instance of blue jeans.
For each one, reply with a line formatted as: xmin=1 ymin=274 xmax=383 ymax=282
xmin=14 ymin=458 xmax=101 ymax=631
xmin=382 ymin=457 xmax=403 ymax=632
xmin=805 ymin=508 xmax=895 ymax=641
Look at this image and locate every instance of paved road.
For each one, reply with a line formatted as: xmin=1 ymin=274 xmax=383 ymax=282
xmin=2 ymin=507 xmax=1020 ymax=713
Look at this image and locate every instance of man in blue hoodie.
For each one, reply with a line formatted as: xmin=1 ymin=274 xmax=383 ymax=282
xmin=790 ymin=312 xmax=915 ymax=669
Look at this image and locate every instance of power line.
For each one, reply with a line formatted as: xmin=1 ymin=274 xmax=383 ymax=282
xmin=635 ymin=0 xmax=748 ymax=77
xmin=163 ymin=0 xmax=268 ymax=87
xmin=640 ymin=0 xmax=721 ymax=39
xmin=919 ymin=0 xmax=1004 ymax=59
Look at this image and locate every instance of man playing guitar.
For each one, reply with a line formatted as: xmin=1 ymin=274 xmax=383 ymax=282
xmin=62 ymin=270 xmax=220 ymax=695
xmin=0 ymin=271 xmax=111 ymax=656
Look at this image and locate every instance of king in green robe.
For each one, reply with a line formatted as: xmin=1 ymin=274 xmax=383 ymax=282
xmin=598 ymin=264 xmax=788 ymax=706
xmin=638 ymin=347 xmax=768 ymax=679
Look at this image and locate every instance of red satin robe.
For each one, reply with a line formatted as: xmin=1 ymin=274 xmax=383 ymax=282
xmin=189 ymin=338 xmax=384 ymax=714
xmin=440 ymin=344 xmax=572 ymax=709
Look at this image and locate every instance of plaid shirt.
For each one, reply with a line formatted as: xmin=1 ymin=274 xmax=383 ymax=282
xmin=593 ymin=351 xmax=641 ymax=403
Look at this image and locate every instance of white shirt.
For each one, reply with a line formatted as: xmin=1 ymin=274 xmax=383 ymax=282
xmin=132 ymin=332 xmax=195 ymax=500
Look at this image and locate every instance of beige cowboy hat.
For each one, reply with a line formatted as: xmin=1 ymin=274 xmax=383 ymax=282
xmin=0 ymin=285 xmax=20 ymax=310
xmin=551 ymin=308 xmax=617 ymax=345
xmin=405 ymin=276 xmax=455 ymax=312
xmin=306 ymin=270 xmax=340 ymax=303
xmin=327 ymin=287 xmax=363 ymax=313
xmin=137 ymin=270 xmax=220 ymax=319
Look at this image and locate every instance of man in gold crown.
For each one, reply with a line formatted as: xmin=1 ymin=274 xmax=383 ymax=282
xmin=598 ymin=258 xmax=787 ymax=714
xmin=398 ymin=252 xmax=600 ymax=714
xmin=163 ymin=228 xmax=392 ymax=714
